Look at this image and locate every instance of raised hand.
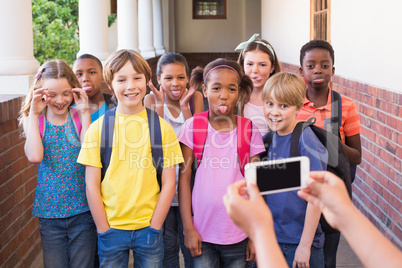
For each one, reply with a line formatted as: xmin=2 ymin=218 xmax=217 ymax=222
xmin=179 ymin=86 xmax=197 ymax=108
xmin=72 ymin=88 xmax=89 ymax=114
xmin=148 ymin=80 xmax=164 ymax=105
xmin=31 ymin=88 xmax=49 ymax=115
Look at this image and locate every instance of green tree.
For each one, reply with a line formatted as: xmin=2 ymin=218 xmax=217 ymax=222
xmin=32 ymin=0 xmax=79 ymax=65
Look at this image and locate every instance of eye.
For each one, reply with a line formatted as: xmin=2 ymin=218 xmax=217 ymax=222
xmin=260 ymin=63 xmax=267 ymax=67
xmin=211 ymin=87 xmax=219 ymax=91
xmin=246 ymin=62 xmax=253 ymax=66
xmin=164 ymin=77 xmax=172 ymax=80
xmin=281 ymin=104 xmax=288 ymax=109
xmin=307 ymin=65 xmax=314 ymax=69
xmin=229 ymin=87 xmax=237 ymax=92
xmin=117 ymin=79 xmax=125 ymax=82
xmin=322 ymin=65 xmax=330 ymax=68
xmin=75 ymin=72 xmax=82 ymax=77
xmin=64 ymin=92 xmax=70 ymax=96
xmin=89 ymin=71 xmax=96 ymax=75
xmin=49 ymin=94 xmax=55 ymax=98
xmin=265 ymin=102 xmax=273 ymax=107
xmin=179 ymin=76 xmax=186 ymax=80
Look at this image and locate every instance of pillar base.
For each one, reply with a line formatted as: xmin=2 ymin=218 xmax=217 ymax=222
xmin=0 ymin=57 xmax=40 ymax=76
xmin=140 ymin=50 xmax=156 ymax=59
xmin=155 ymin=48 xmax=165 ymax=56
xmin=0 ymin=75 xmax=35 ymax=95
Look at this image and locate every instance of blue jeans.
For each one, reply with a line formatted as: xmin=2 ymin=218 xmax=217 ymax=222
xmin=192 ymin=239 xmax=248 ymax=268
xmin=323 ymin=232 xmax=340 ymax=268
xmin=163 ymin=206 xmax=193 ymax=268
xmin=97 ymin=226 xmax=164 ymax=268
xmin=279 ymin=243 xmax=324 ymax=268
xmin=38 ymin=211 xmax=97 ymax=268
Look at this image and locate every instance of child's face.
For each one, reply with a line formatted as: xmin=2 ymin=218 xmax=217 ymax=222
xmin=73 ymin=58 xmax=104 ymax=99
xmin=43 ymin=78 xmax=74 ymax=117
xmin=243 ymin=50 xmax=274 ymax=91
xmin=299 ymin=48 xmax=335 ymax=91
xmin=158 ymin=63 xmax=188 ymax=101
xmin=203 ymin=68 xmax=239 ymax=116
xmin=111 ymin=61 xmax=147 ymax=114
xmin=264 ymin=92 xmax=300 ymax=136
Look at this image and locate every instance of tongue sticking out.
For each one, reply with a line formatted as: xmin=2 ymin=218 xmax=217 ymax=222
xmin=171 ymin=90 xmax=181 ymax=97
xmin=219 ymin=106 xmax=228 ymax=114
xmin=83 ymin=86 xmax=92 ymax=92
xmin=313 ymin=79 xmax=324 ymax=83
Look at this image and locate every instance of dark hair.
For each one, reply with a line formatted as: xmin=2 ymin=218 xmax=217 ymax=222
xmin=75 ymin=54 xmax=103 ymax=71
xmin=190 ymin=58 xmax=253 ymax=116
xmin=156 ymin=53 xmax=190 ymax=78
xmin=237 ymin=39 xmax=281 ymax=75
xmin=300 ymin=40 xmax=335 ymax=66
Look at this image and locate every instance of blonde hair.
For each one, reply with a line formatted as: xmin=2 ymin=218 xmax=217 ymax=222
xmin=103 ymin=49 xmax=151 ymax=99
xmin=261 ymin=72 xmax=306 ymax=109
xmin=19 ymin=60 xmax=81 ymax=126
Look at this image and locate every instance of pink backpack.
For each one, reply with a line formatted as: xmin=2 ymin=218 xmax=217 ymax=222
xmin=38 ymin=107 xmax=82 ymax=138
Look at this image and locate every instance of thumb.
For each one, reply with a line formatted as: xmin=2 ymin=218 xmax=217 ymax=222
xmin=247 ymin=182 xmax=261 ymax=199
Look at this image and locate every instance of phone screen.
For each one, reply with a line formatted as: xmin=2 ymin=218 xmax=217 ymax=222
xmin=256 ymin=160 xmax=301 ymax=192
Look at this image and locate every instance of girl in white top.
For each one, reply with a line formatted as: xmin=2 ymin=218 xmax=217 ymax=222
xmin=235 ymin=33 xmax=281 ymax=136
xmin=144 ymin=53 xmax=204 ymax=268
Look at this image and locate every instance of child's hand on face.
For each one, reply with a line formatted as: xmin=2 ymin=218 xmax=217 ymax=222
xmin=148 ymin=81 xmax=164 ymax=104
xmin=72 ymin=88 xmax=89 ymax=114
xmin=179 ymin=86 xmax=196 ymax=108
xmin=31 ymin=88 xmax=49 ymax=115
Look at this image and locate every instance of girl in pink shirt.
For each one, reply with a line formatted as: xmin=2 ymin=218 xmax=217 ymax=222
xmin=178 ymin=58 xmax=265 ymax=267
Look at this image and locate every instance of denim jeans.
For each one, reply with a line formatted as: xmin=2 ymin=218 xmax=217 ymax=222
xmin=97 ymin=226 xmax=164 ymax=268
xmin=279 ymin=243 xmax=324 ymax=268
xmin=163 ymin=206 xmax=193 ymax=268
xmin=192 ymin=239 xmax=248 ymax=268
xmin=323 ymin=232 xmax=340 ymax=268
xmin=38 ymin=211 xmax=97 ymax=268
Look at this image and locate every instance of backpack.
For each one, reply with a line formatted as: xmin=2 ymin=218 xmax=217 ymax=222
xmin=38 ymin=107 xmax=82 ymax=138
xmin=192 ymin=111 xmax=252 ymax=177
xmin=328 ymin=90 xmax=357 ymax=182
xmin=263 ymin=117 xmax=352 ymax=233
xmin=99 ymin=107 xmax=164 ymax=190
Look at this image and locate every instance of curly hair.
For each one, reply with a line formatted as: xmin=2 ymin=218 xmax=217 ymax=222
xmin=300 ymin=40 xmax=335 ymax=66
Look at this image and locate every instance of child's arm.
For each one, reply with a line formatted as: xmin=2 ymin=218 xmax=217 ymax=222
xmin=180 ymin=87 xmax=204 ymax=120
xmin=298 ymin=171 xmax=402 ymax=268
xmin=343 ymin=134 xmax=362 ymax=165
xmin=179 ymin=143 xmax=202 ymax=257
xmin=150 ymin=165 xmax=176 ymax=229
xmin=23 ymin=88 xmax=49 ymax=163
xmin=293 ymin=202 xmax=321 ymax=268
xmin=72 ymin=88 xmax=91 ymax=143
xmin=146 ymin=81 xmax=164 ymax=118
xmin=85 ymin=165 xmax=109 ymax=232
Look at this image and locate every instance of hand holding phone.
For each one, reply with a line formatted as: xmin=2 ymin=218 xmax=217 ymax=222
xmin=245 ymin=156 xmax=310 ymax=195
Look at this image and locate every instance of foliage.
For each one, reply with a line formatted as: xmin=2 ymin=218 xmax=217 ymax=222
xmin=108 ymin=13 xmax=117 ymax=27
xmin=32 ymin=0 xmax=79 ymax=65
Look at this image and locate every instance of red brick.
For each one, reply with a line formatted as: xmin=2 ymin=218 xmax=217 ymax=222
xmin=386 ymin=115 xmax=398 ymax=129
xmin=10 ymin=130 xmax=23 ymax=147
xmin=0 ymin=120 xmax=17 ymax=137
xmin=0 ymin=102 xmax=9 ymax=123
xmin=0 ymin=134 xmax=11 ymax=153
xmin=0 ymin=165 xmax=13 ymax=185
xmin=379 ymin=148 xmax=390 ymax=163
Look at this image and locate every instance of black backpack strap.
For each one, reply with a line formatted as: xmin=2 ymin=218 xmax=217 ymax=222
xmin=331 ymin=90 xmax=342 ymax=138
xmin=261 ymin=131 xmax=275 ymax=161
xmin=289 ymin=118 xmax=316 ymax=157
xmin=100 ymin=107 xmax=116 ymax=181
xmin=146 ymin=108 xmax=163 ymax=190
xmin=103 ymin=93 xmax=117 ymax=109
xmin=189 ymin=94 xmax=195 ymax=115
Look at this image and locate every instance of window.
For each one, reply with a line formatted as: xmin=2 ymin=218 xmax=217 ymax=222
xmin=310 ymin=0 xmax=330 ymax=41
xmin=111 ymin=0 xmax=117 ymax=14
xmin=193 ymin=0 xmax=227 ymax=19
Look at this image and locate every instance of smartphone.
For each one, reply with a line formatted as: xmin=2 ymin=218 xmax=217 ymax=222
xmin=244 ymin=156 xmax=310 ymax=195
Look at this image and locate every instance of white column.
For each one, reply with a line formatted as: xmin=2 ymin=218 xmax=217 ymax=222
xmin=0 ymin=0 xmax=40 ymax=94
xmin=138 ymin=0 xmax=156 ymax=58
xmin=153 ymin=0 xmax=165 ymax=55
xmin=117 ymin=0 xmax=139 ymax=52
xmin=78 ymin=0 xmax=109 ymax=61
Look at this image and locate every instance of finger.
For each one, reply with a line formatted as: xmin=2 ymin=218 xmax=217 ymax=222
xmin=297 ymin=190 xmax=322 ymax=208
xmin=247 ymin=182 xmax=261 ymax=199
xmin=292 ymin=260 xmax=297 ymax=268
xmin=148 ymin=80 xmax=159 ymax=93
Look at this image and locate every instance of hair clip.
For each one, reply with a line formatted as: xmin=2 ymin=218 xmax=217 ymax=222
xmin=35 ymin=68 xmax=46 ymax=79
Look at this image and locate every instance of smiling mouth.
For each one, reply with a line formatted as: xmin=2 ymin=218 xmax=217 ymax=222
xmin=54 ymin=104 xmax=66 ymax=110
xmin=269 ymin=118 xmax=281 ymax=124
xmin=124 ymin=93 xmax=139 ymax=98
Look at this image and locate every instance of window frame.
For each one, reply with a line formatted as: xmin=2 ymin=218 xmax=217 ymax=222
xmin=310 ymin=0 xmax=331 ymax=42
xmin=193 ymin=0 xmax=227 ymax=20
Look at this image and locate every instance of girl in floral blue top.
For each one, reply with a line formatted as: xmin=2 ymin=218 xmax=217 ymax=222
xmin=19 ymin=60 xmax=96 ymax=267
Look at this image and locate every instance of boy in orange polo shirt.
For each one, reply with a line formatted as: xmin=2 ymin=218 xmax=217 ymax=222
xmin=297 ymin=40 xmax=362 ymax=268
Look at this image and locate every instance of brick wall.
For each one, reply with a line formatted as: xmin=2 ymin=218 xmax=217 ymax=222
xmin=281 ymin=62 xmax=402 ymax=249
xmin=0 ymin=95 xmax=41 ymax=268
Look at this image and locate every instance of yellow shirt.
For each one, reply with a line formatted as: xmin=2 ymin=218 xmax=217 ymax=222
xmin=77 ymin=109 xmax=184 ymax=230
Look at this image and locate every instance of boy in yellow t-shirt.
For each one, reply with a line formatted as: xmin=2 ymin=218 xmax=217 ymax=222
xmin=78 ymin=49 xmax=183 ymax=267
